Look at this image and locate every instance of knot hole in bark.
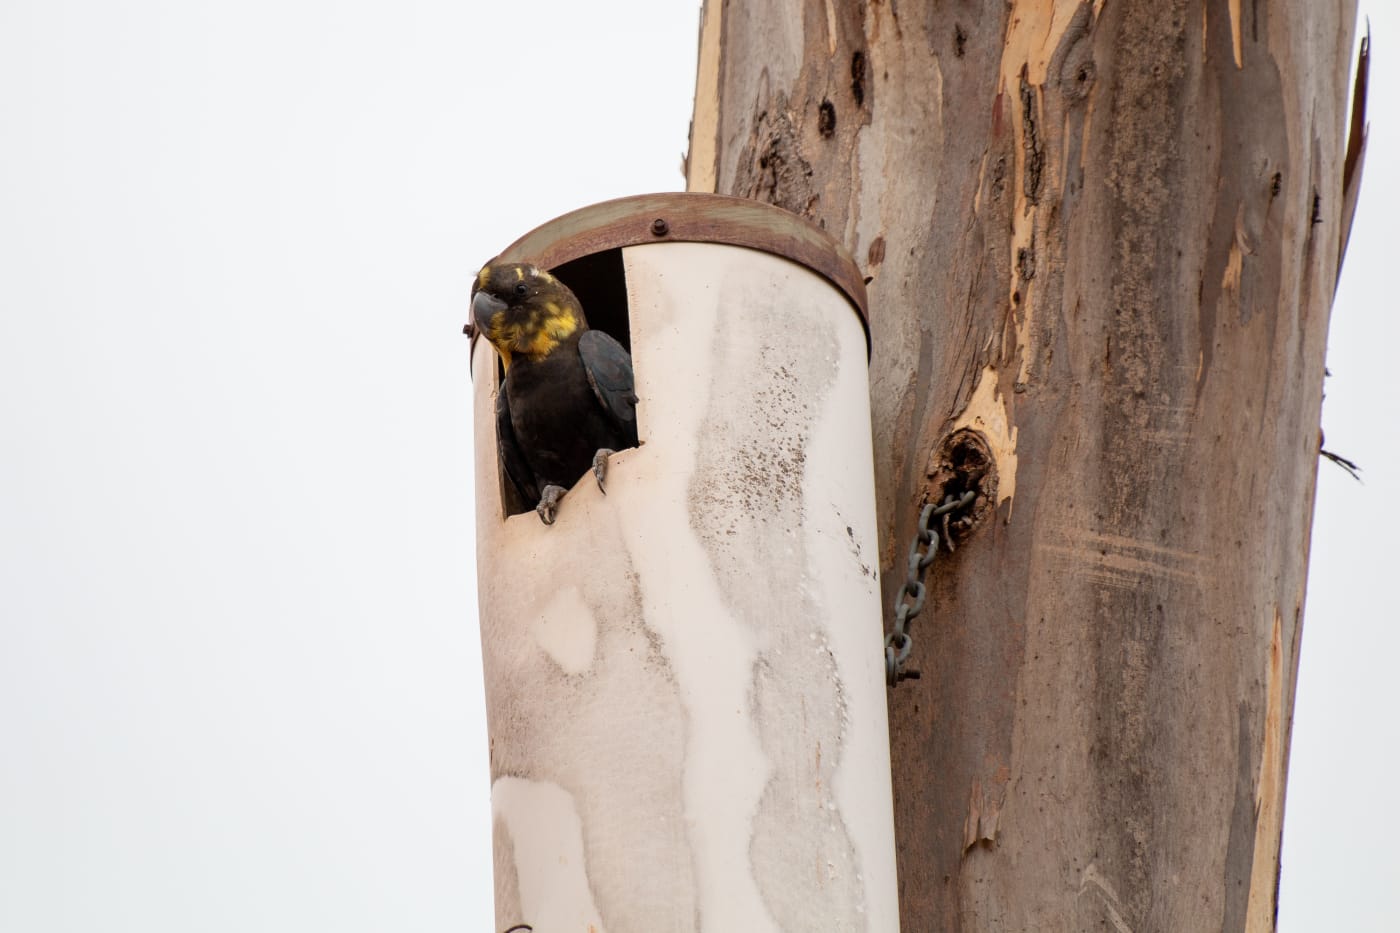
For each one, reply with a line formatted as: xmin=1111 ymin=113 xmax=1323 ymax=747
xmin=925 ymin=429 xmax=997 ymax=547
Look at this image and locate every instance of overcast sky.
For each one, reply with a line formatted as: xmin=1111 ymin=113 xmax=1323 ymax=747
xmin=0 ymin=2 xmax=1393 ymax=931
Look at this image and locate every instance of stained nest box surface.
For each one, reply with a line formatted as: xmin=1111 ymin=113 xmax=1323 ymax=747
xmin=470 ymin=193 xmax=896 ymax=932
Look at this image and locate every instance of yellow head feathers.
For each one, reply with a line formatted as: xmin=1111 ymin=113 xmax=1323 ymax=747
xmin=470 ymin=262 xmax=584 ymax=367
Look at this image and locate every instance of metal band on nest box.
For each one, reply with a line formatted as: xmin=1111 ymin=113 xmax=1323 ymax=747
xmin=470 ymin=192 xmax=871 ymax=367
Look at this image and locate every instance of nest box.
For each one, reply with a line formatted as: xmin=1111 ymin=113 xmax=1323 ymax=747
xmin=471 ymin=193 xmax=898 ymax=931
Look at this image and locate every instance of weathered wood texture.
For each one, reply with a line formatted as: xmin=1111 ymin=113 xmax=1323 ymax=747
xmin=688 ymin=1 xmax=1356 ymax=929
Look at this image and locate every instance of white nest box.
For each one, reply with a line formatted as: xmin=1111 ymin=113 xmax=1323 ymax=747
xmin=472 ymin=194 xmax=898 ymax=932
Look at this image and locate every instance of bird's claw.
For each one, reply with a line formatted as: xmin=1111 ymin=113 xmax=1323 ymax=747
xmin=592 ymin=449 xmax=615 ymax=495
xmin=535 ymin=485 xmax=567 ymax=526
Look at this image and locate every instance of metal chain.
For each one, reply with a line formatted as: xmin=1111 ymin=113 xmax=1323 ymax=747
xmin=885 ymin=490 xmax=976 ymax=686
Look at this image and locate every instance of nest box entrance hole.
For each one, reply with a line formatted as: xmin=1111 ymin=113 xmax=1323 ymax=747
xmin=496 ymin=247 xmax=637 ymax=518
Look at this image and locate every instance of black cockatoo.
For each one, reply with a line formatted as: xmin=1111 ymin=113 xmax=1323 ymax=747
xmin=470 ymin=262 xmax=638 ymax=524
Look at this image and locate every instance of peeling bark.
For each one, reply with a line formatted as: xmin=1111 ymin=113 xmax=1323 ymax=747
xmin=688 ymin=1 xmax=1356 ymax=929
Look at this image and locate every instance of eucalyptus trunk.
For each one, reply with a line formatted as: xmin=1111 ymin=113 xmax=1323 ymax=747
xmin=687 ymin=1 xmax=1357 ymax=929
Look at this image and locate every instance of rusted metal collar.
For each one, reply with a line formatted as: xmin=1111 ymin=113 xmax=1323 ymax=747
xmin=488 ymin=192 xmax=871 ymax=353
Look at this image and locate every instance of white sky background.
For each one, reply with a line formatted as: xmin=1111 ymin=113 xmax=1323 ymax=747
xmin=0 ymin=2 xmax=1391 ymax=931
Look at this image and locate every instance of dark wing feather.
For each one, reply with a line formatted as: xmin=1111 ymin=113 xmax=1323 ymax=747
xmin=496 ymin=387 xmax=539 ymax=507
xmin=578 ymin=329 xmax=638 ymax=443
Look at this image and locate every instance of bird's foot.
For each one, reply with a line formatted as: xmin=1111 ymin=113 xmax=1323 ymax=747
xmin=592 ymin=449 xmax=615 ymax=495
xmin=535 ymin=485 xmax=567 ymax=525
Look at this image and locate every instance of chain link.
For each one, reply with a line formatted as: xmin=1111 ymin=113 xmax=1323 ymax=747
xmin=885 ymin=490 xmax=976 ymax=686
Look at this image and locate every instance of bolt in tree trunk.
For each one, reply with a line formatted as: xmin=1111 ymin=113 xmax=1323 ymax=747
xmin=687 ymin=1 xmax=1357 ymax=929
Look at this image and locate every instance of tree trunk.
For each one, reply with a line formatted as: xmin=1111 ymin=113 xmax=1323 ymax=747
xmin=687 ymin=1 xmax=1356 ymax=929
